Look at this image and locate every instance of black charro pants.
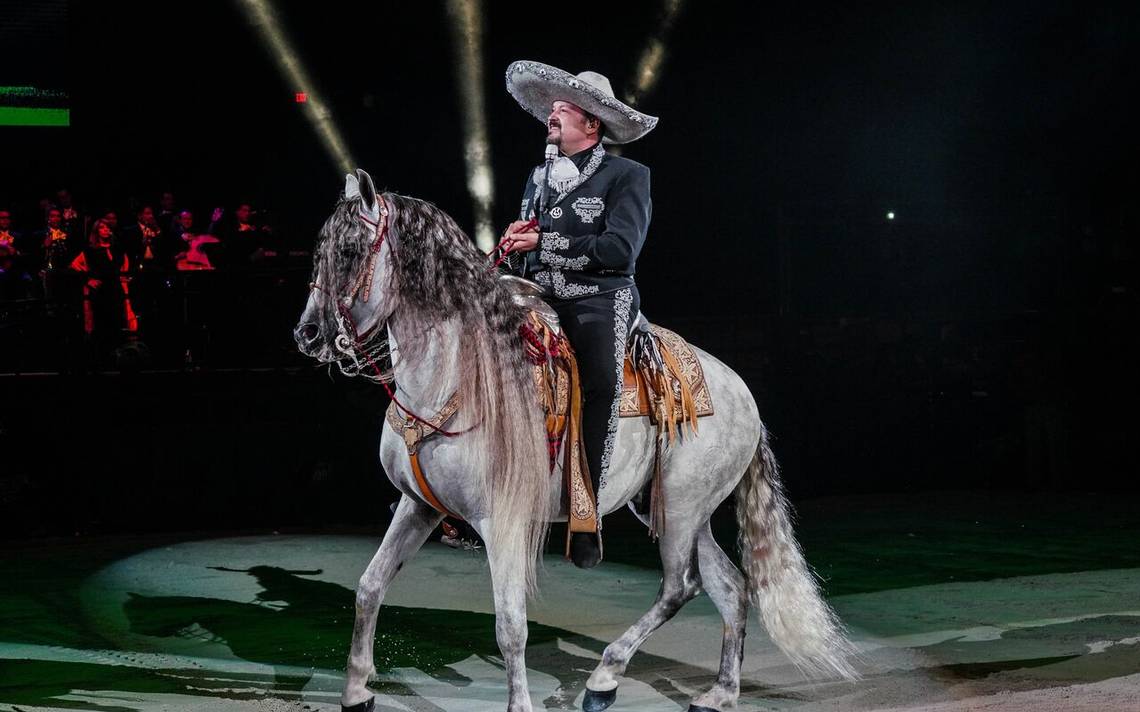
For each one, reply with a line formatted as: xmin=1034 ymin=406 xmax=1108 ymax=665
xmin=551 ymin=286 xmax=639 ymax=500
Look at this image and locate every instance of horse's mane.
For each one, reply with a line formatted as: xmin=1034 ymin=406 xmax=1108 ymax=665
xmin=314 ymin=192 xmax=552 ymax=594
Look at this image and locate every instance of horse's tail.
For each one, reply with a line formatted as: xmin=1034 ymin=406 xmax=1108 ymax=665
xmin=735 ymin=421 xmax=860 ymax=681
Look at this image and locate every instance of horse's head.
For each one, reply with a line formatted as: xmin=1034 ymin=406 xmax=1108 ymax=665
xmin=295 ymin=169 xmax=398 ymax=371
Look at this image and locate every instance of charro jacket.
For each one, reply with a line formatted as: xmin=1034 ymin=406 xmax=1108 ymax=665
xmin=514 ymin=142 xmax=652 ymax=301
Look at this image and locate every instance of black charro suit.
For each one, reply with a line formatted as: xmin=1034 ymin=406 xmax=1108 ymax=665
xmin=515 ymin=142 xmax=651 ymax=300
xmin=512 ymin=141 xmax=652 ymax=517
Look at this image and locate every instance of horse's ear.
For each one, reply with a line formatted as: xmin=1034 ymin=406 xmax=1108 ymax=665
xmin=344 ymin=173 xmax=360 ymax=200
xmin=356 ymin=168 xmax=378 ymax=215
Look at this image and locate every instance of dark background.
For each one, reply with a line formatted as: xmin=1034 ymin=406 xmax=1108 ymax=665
xmin=1 ymin=1 xmax=1137 ymax=537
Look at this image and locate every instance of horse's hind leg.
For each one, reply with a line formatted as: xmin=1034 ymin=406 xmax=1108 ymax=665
xmin=342 ymin=495 xmax=443 ymax=710
xmin=689 ymin=524 xmax=748 ymax=711
xmin=584 ymin=516 xmax=703 ymax=711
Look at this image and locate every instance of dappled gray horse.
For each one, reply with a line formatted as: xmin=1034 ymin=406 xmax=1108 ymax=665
xmin=295 ymin=170 xmax=859 ymax=712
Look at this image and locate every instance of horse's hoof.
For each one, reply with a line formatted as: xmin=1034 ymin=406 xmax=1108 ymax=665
xmin=583 ymin=687 xmax=617 ymax=712
xmin=688 ymin=706 xmax=720 ymax=712
xmin=342 ymin=696 xmax=375 ymax=712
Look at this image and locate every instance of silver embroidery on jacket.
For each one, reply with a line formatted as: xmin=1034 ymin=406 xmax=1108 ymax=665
xmin=539 ymin=250 xmax=589 ymax=270
xmin=572 ymin=196 xmax=605 ymax=224
xmin=550 ymin=270 xmax=599 ymax=299
xmin=554 ymin=143 xmax=605 ymax=204
xmin=541 ymin=232 xmax=569 ymax=250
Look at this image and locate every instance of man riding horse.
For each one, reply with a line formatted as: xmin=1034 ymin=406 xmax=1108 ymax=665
xmin=500 ymin=61 xmax=657 ymax=569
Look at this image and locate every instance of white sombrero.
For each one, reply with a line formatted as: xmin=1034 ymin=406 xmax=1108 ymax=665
xmin=506 ymin=60 xmax=658 ymax=145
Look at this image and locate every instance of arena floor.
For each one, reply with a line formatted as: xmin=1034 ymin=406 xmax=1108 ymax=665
xmin=2 ymin=492 xmax=1138 ymax=711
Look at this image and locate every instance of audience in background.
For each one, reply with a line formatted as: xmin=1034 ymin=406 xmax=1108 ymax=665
xmin=0 ymin=190 xmax=284 ymax=303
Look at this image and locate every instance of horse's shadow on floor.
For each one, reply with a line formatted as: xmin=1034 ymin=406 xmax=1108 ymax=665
xmin=119 ymin=564 xmax=747 ymax=708
xmin=119 ymin=567 xmax=1140 ymax=709
xmin=7 ymin=566 xmax=1132 ymax=710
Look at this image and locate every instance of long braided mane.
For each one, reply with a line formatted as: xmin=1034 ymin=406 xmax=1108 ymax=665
xmin=313 ymin=192 xmax=552 ymax=593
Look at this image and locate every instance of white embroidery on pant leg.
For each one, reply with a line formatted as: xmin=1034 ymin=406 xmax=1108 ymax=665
xmin=599 ymin=287 xmax=633 ymax=493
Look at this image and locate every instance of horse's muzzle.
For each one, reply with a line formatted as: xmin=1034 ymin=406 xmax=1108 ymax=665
xmin=294 ymin=322 xmax=321 ymax=354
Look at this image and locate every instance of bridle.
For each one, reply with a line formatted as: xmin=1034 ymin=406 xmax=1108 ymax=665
xmin=308 ymin=195 xmax=471 ymax=438
xmin=309 ymin=197 xmax=390 ymax=352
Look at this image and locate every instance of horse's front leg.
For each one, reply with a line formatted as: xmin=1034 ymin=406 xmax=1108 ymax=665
xmin=342 ymin=495 xmax=443 ymax=711
xmin=480 ymin=518 xmax=534 ymax=712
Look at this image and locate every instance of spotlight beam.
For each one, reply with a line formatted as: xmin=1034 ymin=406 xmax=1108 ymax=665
xmin=236 ymin=0 xmax=355 ymax=175
xmin=446 ymin=0 xmax=496 ymax=251
xmin=626 ymin=0 xmax=685 ymax=109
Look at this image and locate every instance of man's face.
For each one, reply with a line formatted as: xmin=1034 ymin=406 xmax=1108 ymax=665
xmin=0 ymin=212 xmax=10 ymax=231
xmin=236 ymin=204 xmax=252 ymax=224
xmin=178 ymin=212 xmax=194 ymax=230
xmin=103 ymin=212 xmax=118 ymax=229
xmin=47 ymin=210 xmax=62 ymax=228
xmin=161 ymin=192 xmax=176 ymax=211
xmin=56 ymin=190 xmax=72 ymax=207
xmin=546 ymin=101 xmax=594 ymax=149
xmin=139 ymin=207 xmax=155 ymax=225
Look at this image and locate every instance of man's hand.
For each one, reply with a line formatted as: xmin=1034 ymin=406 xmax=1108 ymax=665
xmin=505 ymin=231 xmax=539 ymax=253
xmin=500 ymin=219 xmax=540 ymax=253
xmin=502 ymin=220 xmax=532 ymax=237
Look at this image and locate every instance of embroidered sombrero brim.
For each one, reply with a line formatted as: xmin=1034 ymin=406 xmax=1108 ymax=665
xmin=506 ymin=60 xmax=658 ymax=145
